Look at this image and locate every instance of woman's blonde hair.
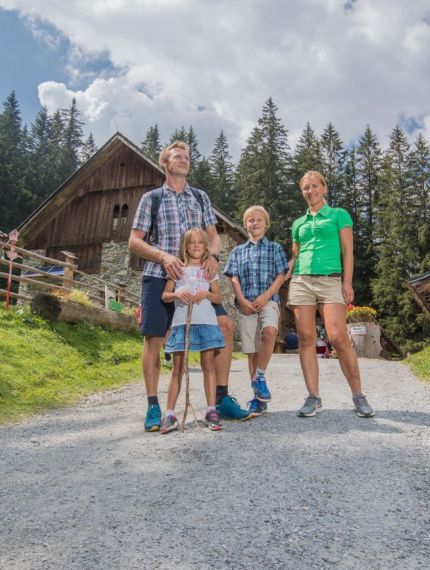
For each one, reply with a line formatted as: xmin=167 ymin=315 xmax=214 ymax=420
xmin=242 ymin=205 xmax=271 ymax=229
xmin=299 ymin=171 xmax=327 ymax=189
xmin=179 ymin=228 xmax=212 ymax=264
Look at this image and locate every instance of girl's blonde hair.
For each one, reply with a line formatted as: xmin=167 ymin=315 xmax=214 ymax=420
xmin=179 ymin=228 xmax=212 ymax=264
xmin=242 ymin=205 xmax=271 ymax=229
xmin=299 ymin=171 xmax=327 ymax=189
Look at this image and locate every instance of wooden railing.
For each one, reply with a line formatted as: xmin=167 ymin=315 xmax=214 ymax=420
xmin=0 ymin=239 xmax=140 ymax=309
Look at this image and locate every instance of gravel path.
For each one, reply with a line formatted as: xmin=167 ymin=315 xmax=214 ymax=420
xmin=1 ymin=355 xmax=429 ymax=570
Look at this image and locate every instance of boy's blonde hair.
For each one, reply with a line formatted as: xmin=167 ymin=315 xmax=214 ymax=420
xmin=159 ymin=141 xmax=190 ymax=170
xmin=179 ymin=228 xmax=212 ymax=264
xmin=299 ymin=170 xmax=327 ymax=189
xmin=242 ymin=205 xmax=271 ymax=230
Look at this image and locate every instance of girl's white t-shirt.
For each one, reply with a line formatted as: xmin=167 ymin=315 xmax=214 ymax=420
xmin=171 ymin=266 xmax=218 ymax=327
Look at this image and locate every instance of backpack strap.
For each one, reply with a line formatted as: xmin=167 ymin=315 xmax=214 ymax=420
xmin=189 ymin=187 xmax=205 ymax=214
xmin=145 ymin=187 xmax=164 ymax=244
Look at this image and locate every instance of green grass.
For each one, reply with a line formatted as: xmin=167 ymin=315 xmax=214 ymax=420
xmin=0 ymin=304 xmax=244 ymax=424
xmin=0 ymin=304 xmax=146 ymax=424
xmin=406 ymin=345 xmax=430 ymax=382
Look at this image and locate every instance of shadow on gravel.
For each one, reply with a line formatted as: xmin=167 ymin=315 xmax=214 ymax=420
xmin=238 ymin=409 xmax=430 ymax=435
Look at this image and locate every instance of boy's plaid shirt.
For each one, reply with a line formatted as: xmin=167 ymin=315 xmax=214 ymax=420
xmin=132 ymin=183 xmax=217 ymax=278
xmin=224 ymin=236 xmax=288 ymax=303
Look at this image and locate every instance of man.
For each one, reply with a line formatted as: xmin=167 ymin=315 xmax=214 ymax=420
xmin=129 ymin=141 xmax=250 ymax=431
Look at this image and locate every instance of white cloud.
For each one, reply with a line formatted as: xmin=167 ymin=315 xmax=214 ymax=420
xmin=2 ymin=0 xmax=430 ymax=157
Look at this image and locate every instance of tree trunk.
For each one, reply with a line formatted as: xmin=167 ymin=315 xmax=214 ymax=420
xmin=31 ymin=293 xmax=137 ymax=333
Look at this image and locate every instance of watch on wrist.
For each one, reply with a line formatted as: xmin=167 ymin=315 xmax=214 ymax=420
xmin=212 ymin=253 xmax=220 ymax=263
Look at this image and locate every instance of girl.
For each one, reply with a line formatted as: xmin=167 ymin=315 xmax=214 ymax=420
xmin=160 ymin=228 xmax=225 ymax=433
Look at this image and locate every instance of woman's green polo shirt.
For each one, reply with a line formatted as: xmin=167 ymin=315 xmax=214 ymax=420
xmin=292 ymin=204 xmax=353 ymax=275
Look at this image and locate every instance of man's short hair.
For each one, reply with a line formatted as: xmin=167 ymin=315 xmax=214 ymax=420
xmin=242 ymin=205 xmax=271 ymax=230
xmin=159 ymin=141 xmax=190 ymax=169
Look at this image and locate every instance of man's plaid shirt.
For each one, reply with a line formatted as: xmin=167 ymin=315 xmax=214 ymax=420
xmin=224 ymin=236 xmax=288 ymax=303
xmin=132 ymin=183 xmax=217 ymax=278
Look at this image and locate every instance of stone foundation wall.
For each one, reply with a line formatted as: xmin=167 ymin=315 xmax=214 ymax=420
xmin=98 ymin=236 xmax=241 ymax=338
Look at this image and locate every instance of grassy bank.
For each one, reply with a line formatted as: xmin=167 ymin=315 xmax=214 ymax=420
xmin=0 ymin=304 xmax=242 ymax=424
xmin=0 ymin=305 xmax=147 ymax=424
xmin=406 ymin=345 xmax=430 ymax=382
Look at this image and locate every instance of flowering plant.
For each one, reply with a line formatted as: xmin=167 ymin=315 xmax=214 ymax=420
xmin=52 ymin=289 xmax=94 ymax=308
xmin=345 ymin=304 xmax=377 ymax=322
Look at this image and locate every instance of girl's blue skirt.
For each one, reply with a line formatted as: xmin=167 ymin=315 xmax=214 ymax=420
xmin=166 ymin=324 xmax=225 ymax=353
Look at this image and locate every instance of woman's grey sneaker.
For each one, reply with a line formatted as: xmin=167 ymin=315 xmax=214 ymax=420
xmin=353 ymin=394 xmax=375 ymax=417
xmin=297 ymin=395 xmax=322 ymax=417
xmin=160 ymin=414 xmax=179 ymax=434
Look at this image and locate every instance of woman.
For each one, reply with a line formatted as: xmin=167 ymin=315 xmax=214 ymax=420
xmin=286 ymin=171 xmax=375 ymax=418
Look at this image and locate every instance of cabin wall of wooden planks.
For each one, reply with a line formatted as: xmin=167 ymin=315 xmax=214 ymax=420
xmin=25 ymin=146 xmax=164 ymax=273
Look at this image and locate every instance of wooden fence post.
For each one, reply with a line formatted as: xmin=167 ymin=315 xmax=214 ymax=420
xmin=62 ymin=251 xmax=78 ymax=291
xmin=116 ymin=282 xmax=126 ymax=304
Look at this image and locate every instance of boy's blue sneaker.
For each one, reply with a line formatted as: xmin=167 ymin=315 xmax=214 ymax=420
xmin=251 ymin=376 xmax=271 ymax=402
xmin=248 ymin=398 xmax=268 ymax=417
xmin=217 ymin=395 xmax=250 ymax=421
xmin=144 ymin=403 xmax=162 ymax=432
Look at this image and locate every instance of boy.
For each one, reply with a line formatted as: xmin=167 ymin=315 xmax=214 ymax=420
xmin=224 ymin=206 xmax=288 ymax=416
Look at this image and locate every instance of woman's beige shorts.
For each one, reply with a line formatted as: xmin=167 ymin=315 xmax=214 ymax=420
xmin=239 ymin=300 xmax=280 ymax=354
xmin=287 ymin=275 xmax=345 ymax=306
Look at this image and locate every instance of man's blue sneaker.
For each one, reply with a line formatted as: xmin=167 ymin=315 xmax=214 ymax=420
xmin=248 ymin=398 xmax=268 ymax=417
xmin=217 ymin=395 xmax=250 ymax=421
xmin=144 ymin=403 xmax=162 ymax=432
xmin=251 ymin=376 xmax=271 ymax=402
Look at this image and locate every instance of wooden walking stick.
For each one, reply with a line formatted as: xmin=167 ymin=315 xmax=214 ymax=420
xmin=180 ymin=302 xmax=200 ymax=432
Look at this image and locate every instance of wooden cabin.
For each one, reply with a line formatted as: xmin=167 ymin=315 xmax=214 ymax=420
xmin=18 ymin=132 xmax=246 ymax=273
xmin=407 ymin=271 xmax=430 ymax=319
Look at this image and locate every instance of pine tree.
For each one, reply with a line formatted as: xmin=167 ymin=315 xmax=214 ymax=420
xmin=372 ymin=127 xmax=425 ymax=347
xmin=320 ymin=122 xmax=345 ymax=206
xmin=342 ymin=146 xmax=360 ymax=227
xmin=28 ymin=106 xmax=56 ymax=203
xmin=236 ymin=98 xmax=291 ymax=245
xmin=208 ymin=130 xmax=235 ymax=211
xmin=169 ymin=126 xmax=188 ymax=143
xmin=356 ymin=126 xmax=382 ymax=244
xmin=353 ymin=125 xmax=383 ymax=304
xmin=186 ymin=126 xmax=201 ymax=186
xmin=408 ymin=133 xmax=430 ymax=272
xmin=190 ymin=157 xmax=215 ymax=195
xmin=48 ymin=109 xmax=68 ymax=192
xmin=81 ymin=133 xmax=98 ymax=162
xmin=0 ymin=91 xmax=29 ymax=230
xmin=141 ymin=124 xmax=161 ymax=162
xmin=59 ymin=97 xmax=84 ymax=178
xmin=290 ymin=122 xmax=324 ymax=186
xmin=343 ymin=146 xmax=368 ymax=304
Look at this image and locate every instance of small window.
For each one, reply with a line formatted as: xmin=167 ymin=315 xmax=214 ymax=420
xmin=120 ymin=204 xmax=129 ymax=227
xmin=112 ymin=204 xmax=120 ymax=234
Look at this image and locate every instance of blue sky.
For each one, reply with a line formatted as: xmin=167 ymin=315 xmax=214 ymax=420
xmin=0 ymin=1 xmax=429 ymax=158
xmin=0 ymin=10 xmax=69 ymax=123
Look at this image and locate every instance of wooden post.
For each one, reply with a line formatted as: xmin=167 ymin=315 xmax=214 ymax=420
xmin=180 ymin=303 xmax=200 ymax=432
xmin=5 ymin=229 xmax=19 ymax=310
xmin=61 ymin=251 xmax=78 ymax=291
xmin=116 ymin=282 xmax=126 ymax=304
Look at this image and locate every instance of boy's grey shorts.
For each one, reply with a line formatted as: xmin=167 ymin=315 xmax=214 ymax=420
xmin=239 ymin=300 xmax=280 ymax=354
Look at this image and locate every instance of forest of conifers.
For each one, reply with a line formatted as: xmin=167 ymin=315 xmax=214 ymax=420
xmin=0 ymin=92 xmax=429 ymax=349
